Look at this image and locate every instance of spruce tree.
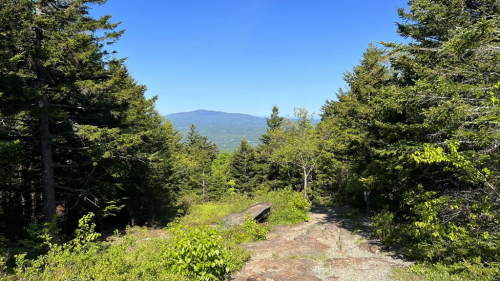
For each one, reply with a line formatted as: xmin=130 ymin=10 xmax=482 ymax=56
xmin=229 ymin=138 xmax=257 ymax=193
xmin=0 ymin=0 xmax=180 ymax=227
xmin=319 ymin=44 xmax=394 ymax=209
xmin=255 ymin=105 xmax=285 ymax=189
xmin=259 ymin=105 xmax=284 ymax=145
xmin=0 ymin=0 xmax=129 ymax=221
xmin=208 ymin=151 xmax=231 ymax=200
xmin=382 ymin=0 xmax=500 ymax=263
xmin=179 ymin=124 xmax=218 ymax=198
xmin=319 ymin=0 xmax=500 ymax=267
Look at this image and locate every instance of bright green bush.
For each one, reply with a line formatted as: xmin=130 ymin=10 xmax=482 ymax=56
xmin=164 ymin=224 xmax=229 ymax=281
xmin=372 ymin=188 xmax=500 ymax=280
xmin=243 ymin=213 xmax=270 ymax=241
xmin=371 ymin=210 xmax=395 ymax=243
xmin=182 ymin=188 xmax=311 ymax=228
xmin=255 ymin=187 xmax=311 ymax=225
xmin=11 ymin=188 xmax=311 ymax=281
xmin=0 ymin=255 xmax=7 ymax=278
xmin=12 ymin=213 xmax=246 ymax=281
xmin=410 ymin=261 xmax=500 ymax=281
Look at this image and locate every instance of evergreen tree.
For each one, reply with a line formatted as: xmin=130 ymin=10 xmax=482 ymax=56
xmin=319 ymin=0 xmax=500 ymax=269
xmin=0 ymin=0 xmax=129 ymax=222
xmin=179 ymin=124 xmax=218 ymax=198
xmin=229 ymin=138 xmax=257 ymax=193
xmin=0 ymin=0 xmax=180 ymax=230
xmin=208 ymin=151 xmax=231 ymax=200
xmin=259 ymin=105 xmax=284 ymax=145
xmin=255 ymin=105 xmax=285 ymax=190
xmin=319 ymin=44 xmax=394 ymax=210
xmin=382 ymin=0 xmax=500 ymax=264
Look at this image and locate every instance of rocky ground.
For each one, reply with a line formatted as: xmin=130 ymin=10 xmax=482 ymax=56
xmin=230 ymin=207 xmax=412 ymax=281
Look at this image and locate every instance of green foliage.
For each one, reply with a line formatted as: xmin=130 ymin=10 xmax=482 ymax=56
xmin=12 ymin=213 xmax=248 ymax=281
xmin=371 ymin=210 xmax=395 ymax=242
xmin=229 ymin=138 xmax=259 ymax=193
xmin=410 ymin=261 xmax=500 ymax=281
xmin=243 ymin=213 xmax=270 ymax=241
xmin=317 ymin=0 xmax=500 ymax=277
xmin=269 ymin=108 xmax=331 ymax=198
xmin=260 ymin=105 xmax=285 ymax=145
xmin=178 ymin=124 xmax=218 ymax=199
xmin=179 ymin=202 xmax=250 ymax=227
xmin=208 ymin=151 xmax=232 ymax=200
xmin=164 ymin=225 xmax=229 ymax=281
xmin=18 ymin=215 xmax=62 ymax=255
xmin=0 ymin=0 xmax=182 ymax=233
xmin=256 ymin=187 xmax=311 ymax=225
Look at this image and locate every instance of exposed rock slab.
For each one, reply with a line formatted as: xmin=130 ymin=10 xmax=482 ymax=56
xmin=231 ymin=207 xmax=413 ymax=281
xmin=223 ymin=202 xmax=272 ymax=227
xmin=236 ymin=259 xmax=322 ymax=281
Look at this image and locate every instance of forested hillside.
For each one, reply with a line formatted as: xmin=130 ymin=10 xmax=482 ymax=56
xmin=1 ymin=0 xmax=500 ymax=280
xmin=166 ymin=110 xmax=267 ymax=151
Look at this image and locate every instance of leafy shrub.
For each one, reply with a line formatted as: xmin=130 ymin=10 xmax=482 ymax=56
xmin=17 ymin=215 xmax=63 ymax=256
xmin=8 ymin=188 xmax=312 ymax=281
xmin=255 ymin=187 xmax=311 ymax=225
xmin=12 ymin=213 xmax=246 ymax=281
xmin=410 ymin=261 xmax=500 ymax=281
xmin=177 ymin=192 xmax=202 ymax=216
xmin=372 ymin=188 xmax=500 ymax=280
xmin=164 ymin=224 xmax=229 ymax=281
xmin=243 ymin=213 xmax=270 ymax=241
xmin=0 ymin=255 xmax=7 ymax=278
xmin=371 ymin=210 xmax=395 ymax=242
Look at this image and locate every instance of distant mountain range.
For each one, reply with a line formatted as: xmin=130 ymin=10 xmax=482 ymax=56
xmin=165 ymin=110 xmax=268 ymax=151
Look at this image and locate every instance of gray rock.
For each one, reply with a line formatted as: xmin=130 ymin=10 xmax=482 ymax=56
xmin=223 ymin=202 xmax=272 ymax=227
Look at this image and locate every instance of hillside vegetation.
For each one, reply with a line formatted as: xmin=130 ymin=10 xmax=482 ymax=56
xmin=166 ymin=110 xmax=268 ymax=151
xmin=1 ymin=0 xmax=500 ymax=280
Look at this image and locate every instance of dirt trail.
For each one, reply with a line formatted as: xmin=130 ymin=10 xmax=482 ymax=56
xmin=230 ymin=207 xmax=411 ymax=281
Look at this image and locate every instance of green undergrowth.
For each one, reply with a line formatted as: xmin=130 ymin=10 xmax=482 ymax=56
xmin=5 ymin=188 xmax=310 ymax=281
xmin=408 ymin=262 xmax=500 ymax=281
xmin=390 ymin=268 xmax=427 ymax=281
xmin=391 ymin=262 xmax=500 ymax=281
xmin=372 ymin=191 xmax=500 ymax=281
xmin=179 ymin=186 xmax=311 ymax=227
xmin=10 ymin=214 xmax=246 ymax=281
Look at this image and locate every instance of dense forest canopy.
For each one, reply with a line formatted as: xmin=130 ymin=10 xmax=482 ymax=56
xmin=1 ymin=0 xmax=500 ymax=280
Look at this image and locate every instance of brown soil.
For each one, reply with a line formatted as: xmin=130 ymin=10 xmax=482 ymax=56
xmin=230 ymin=207 xmax=411 ymax=281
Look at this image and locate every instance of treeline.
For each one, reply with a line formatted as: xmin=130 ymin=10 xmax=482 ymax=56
xmin=318 ymin=0 xmax=500 ymax=278
xmin=1 ymin=0 xmax=500 ymax=279
xmin=177 ymin=106 xmax=344 ymax=204
xmin=0 ymin=0 xmax=181 ymax=243
xmin=184 ymin=0 xmax=500 ymax=277
xmin=0 ymin=0 xmax=332 ymax=248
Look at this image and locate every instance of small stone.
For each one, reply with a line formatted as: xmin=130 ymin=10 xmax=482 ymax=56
xmin=358 ymin=240 xmax=381 ymax=254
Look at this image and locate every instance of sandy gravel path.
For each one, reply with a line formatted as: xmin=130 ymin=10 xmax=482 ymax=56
xmin=230 ymin=207 xmax=411 ymax=281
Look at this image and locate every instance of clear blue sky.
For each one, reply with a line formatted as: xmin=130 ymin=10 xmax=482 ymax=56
xmin=90 ymin=0 xmax=408 ymax=117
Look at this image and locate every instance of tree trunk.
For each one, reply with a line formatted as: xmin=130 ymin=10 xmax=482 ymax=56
xmin=40 ymin=98 xmax=56 ymax=222
xmin=303 ymin=167 xmax=308 ymax=199
xmin=365 ymin=191 xmax=371 ymax=216
xmin=36 ymin=6 xmax=56 ymax=222
xmin=202 ymin=169 xmax=206 ymax=200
